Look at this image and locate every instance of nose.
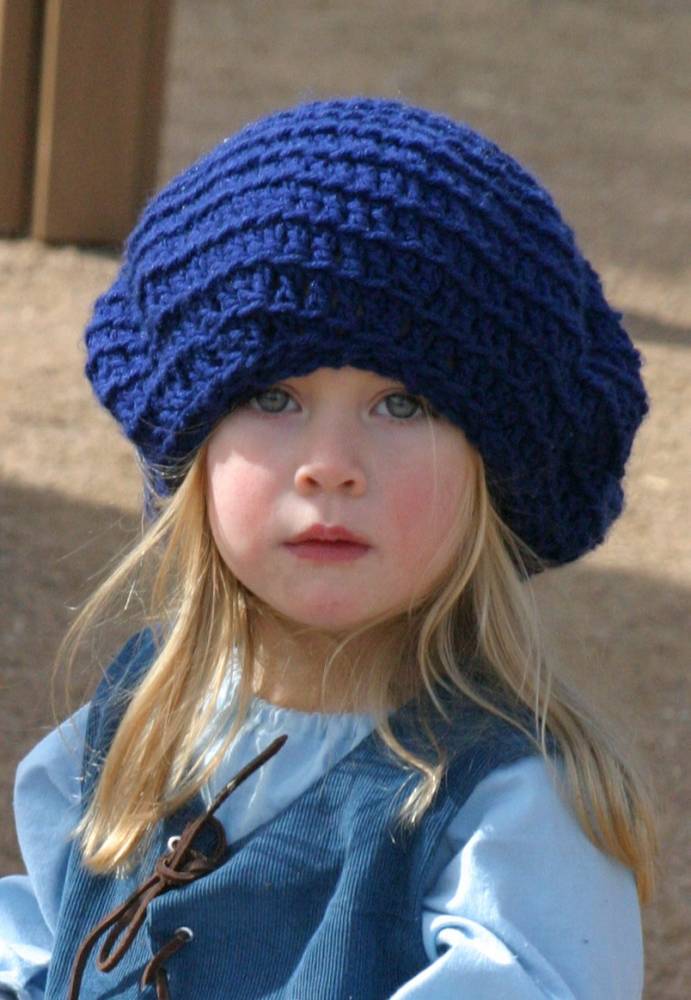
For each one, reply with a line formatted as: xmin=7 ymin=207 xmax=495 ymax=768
xmin=294 ymin=429 xmax=367 ymax=496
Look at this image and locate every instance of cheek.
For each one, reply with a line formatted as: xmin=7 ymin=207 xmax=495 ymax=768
xmin=388 ymin=473 xmax=436 ymax=535
xmin=387 ymin=450 xmax=469 ymax=563
xmin=207 ymin=454 xmax=275 ymax=560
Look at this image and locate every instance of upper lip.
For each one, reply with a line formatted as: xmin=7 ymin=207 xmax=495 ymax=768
xmin=286 ymin=524 xmax=371 ymax=546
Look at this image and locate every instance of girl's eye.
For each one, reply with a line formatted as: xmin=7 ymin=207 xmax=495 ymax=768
xmin=377 ymin=392 xmax=431 ymax=420
xmin=246 ymin=387 xmax=435 ymax=420
xmin=248 ymin=388 xmax=295 ymax=414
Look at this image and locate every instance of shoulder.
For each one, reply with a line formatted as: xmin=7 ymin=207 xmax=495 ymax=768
xmin=81 ymin=628 xmax=159 ymax=802
xmin=437 ymin=689 xmax=555 ymax=810
xmin=451 ymin=752 xmax=639 ymax=900
xmin=442 ymin=750 xmax=638 ymax=910
xmin=446 ymin=751 xmax=562 ymax=840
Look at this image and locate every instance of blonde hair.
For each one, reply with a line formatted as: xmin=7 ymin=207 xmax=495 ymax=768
xmin=54 ymin=431 xmax=659 ymax=902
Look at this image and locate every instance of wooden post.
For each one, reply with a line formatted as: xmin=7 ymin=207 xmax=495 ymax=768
xmin=0 ymin=0 xmax=43 ymax=235
xmin=31 ymin=0 xmax=171 ymax=246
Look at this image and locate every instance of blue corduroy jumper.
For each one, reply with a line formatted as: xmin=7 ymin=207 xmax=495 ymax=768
xmin=45 ymin=632 xmax=545 ymax=999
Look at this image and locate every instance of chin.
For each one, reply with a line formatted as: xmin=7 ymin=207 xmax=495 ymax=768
xmin=279 ymin=603 xmax=385 ymax=634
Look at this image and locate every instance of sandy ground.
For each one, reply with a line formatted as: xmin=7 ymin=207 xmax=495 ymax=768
xmin=1 ymin=1 xmax=689 ymax=996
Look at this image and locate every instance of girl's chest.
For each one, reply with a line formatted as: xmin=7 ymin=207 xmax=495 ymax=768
xmin=51 ymin=766 xmax=431 ymax=1000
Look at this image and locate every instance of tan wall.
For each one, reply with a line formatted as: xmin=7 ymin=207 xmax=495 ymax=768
xmin=0 ymin=0 xmax=170 ymax=245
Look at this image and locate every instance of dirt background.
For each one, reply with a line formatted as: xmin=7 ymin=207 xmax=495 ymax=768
xmin=1 ymin=1 xmax=689 ymax=996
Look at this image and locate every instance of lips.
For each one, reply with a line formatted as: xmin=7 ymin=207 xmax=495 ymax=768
xmin=283 ymin=524 xmax=372 ymax=563
xmin=286 ymin=523 xmax=371 ymax=546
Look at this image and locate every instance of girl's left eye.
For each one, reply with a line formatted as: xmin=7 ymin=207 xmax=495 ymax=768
xmin=375 ymin=393 xmax=426 ymax=420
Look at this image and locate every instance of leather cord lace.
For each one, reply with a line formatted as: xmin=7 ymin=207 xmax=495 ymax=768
xmin=140 ymin=926 xmax=194 ymax=1000
xmin=68 ymin=735 xmax=288 ymax=1000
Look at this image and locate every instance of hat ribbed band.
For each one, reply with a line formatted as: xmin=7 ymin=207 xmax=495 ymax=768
xmin=84 ymin=96 xmax=649 ymax=572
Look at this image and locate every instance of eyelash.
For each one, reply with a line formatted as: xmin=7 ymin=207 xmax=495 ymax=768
xmin=246 ymin=387 xmax=436 ymax=421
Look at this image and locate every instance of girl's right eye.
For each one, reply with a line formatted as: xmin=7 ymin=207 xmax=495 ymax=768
xmin=247 ymin=387 xmax=295 ymax=414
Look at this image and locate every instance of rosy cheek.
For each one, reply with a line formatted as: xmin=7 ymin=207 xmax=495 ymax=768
xmin=387 ymin=472 xmax=439 ymax=547
xmin=208 ymin=458 xmax=273 ymax=558
xmin=388 ymin=461 xmax=465 ymax=560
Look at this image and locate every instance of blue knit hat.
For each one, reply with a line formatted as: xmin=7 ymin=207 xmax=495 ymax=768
xmin=84 ymin=96 xmax=649 ymax=573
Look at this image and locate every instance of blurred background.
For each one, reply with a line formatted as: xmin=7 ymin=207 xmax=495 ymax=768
xmin=0 ymin=1 xmax=689 ymax=995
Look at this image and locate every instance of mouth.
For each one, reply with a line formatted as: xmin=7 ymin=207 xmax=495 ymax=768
xmin=284 ymin=523 xmax=372 ymax=562
xmin=286 ymin=523 xmax=371 ymax=546
xmin=283 ymin=539 xmax=371 ymax=563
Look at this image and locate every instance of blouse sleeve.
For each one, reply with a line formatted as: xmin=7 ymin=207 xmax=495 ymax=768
xmin=390 ymin=754 xmax=644 ymax=1000
xmin=0 ymin=705 xmax=90 ymax=1000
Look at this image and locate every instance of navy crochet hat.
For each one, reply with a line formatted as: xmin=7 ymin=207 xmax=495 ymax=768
xmin=84 ymin=95 xmax=649 ymax=573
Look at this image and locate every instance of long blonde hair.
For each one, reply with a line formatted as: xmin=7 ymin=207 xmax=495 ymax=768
xmin=54 ymin=430 xmax=659 ymax=902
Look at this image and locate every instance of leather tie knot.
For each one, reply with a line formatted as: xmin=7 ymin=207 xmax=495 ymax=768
xmin=153 ymin=839 xmax=221 ymax=887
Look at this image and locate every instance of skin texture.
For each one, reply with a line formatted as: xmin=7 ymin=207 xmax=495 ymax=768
xmin=205 ymin=366 xmax=475 ymax=710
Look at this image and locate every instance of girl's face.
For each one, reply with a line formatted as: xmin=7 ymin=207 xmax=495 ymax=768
xmin=206 ymin=367 xmax=475 ymax=633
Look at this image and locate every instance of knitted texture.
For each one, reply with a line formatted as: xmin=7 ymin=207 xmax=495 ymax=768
xmin=84 ymin=96 xmax=649 ymax=570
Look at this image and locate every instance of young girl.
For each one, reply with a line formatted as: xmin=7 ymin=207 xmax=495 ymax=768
xmin=1 ymin=96 xmax=657 ymax=999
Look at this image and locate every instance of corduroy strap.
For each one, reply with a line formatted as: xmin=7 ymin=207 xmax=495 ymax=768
xmin=68 ymin=735 xmax=288 ymax=1000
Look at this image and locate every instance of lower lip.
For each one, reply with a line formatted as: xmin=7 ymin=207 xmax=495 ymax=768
xmin=284 ymin=541 xmax=371 ymax=562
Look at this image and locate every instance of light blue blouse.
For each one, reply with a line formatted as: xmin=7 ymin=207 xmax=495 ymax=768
xmin=0 ymin=690 xmax=643 ymax=999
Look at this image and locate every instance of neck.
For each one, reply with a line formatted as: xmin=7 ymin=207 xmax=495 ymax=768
xmin=247 ymin=604 xmax=415 ymax=714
